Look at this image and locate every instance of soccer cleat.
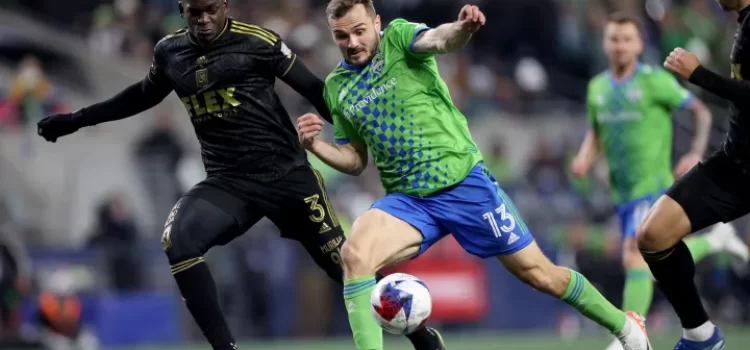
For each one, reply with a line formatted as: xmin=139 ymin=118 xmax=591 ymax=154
xmin=617 ymin=311 xmax=652 ymax=350
xmin=674 ymin=327 xmax=725 ymax=350
xmin=410 ymin=327 xmax=446 ymax=350
xmin=430 ymin=327 xmax=447 ymax=350
xmin=605 ymin=337 xmax=624 ymax=350
xmin=704 ymin=223 xmax=750 ymax=262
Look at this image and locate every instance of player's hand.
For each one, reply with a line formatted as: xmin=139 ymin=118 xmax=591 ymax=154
xmin=664 ymin=48 xmax=701 ymax=80
xmin=297 ymin=113 xmax=325 ymax=149
xmin=37 ymin=112 xmax=82 ymax=143
xmin=570 ymin=156 xmax=591 ymax=178
xmin=674 ymin=152 xmax=701 ymax=178
xmin=457 ymin=5 xmax=486 ymax=34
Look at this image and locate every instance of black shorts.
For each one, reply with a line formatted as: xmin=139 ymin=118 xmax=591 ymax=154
xmin=197 ymin=165 xmax=341 ymax=240
xmin=161 ymin=165 xmax=344 ymax=265
xmin=666 ymin=150 xmax=750 ymax=232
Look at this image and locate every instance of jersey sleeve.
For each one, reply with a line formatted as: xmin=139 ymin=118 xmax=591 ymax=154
xmin=384 ymin=18 xmax=432 ymax=60
xmin=325 ymin=81 xmax=362 ymax=145
xmin=270 ymin=35 xmax=298 ymax=78
xmin=333 ymin=111 xmax=362 ymax=145
xmin=652 ymin=69 xmax=694 ymax=109
xmin=146 ymin=41 xmax=172 ymax=89
xmin=586 ymin=81 xmax=599 ymax=130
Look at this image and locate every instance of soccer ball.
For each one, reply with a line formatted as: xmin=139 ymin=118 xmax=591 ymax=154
xmin=370 ymin=273 xmax=432 ymax=335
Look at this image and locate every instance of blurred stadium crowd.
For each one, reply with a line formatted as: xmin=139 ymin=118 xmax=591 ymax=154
xmin=1 ymin=0 xmax=750 ymax=348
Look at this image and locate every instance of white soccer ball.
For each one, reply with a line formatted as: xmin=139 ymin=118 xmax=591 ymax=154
xmin=370 ymin=273 xmax=432 ymax=335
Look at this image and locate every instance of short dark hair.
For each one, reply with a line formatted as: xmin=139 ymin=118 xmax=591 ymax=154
xmin=607 ymin=12 xmax=644 ymax=35
xmin=326 ymin=0 xmax=376 ymax=20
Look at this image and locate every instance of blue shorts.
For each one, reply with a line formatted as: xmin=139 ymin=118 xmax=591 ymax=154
xmin=615 ymin=191 xmax=665 ymax=238
xmin=371 ymin=163 xmax=534 ymax=259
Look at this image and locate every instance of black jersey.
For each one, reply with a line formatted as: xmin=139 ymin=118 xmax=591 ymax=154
xmin=722 ymin=6 xmax=750 ymax=163
xmin=147 ymin=19 xmax=308 ymax=180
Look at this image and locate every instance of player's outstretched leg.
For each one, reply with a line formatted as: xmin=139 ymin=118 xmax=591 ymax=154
xmin=637 ymin=195 xmax=725 ymax=349
xmin=338 ymin=208 xmax=438 ymax=350
xmin=499 ymin=241 xmax=652 ymax=350
xmin=298 ymin=228 xmax=445 ymax=350
xmin=161 ymin=196 xmax=242 ymax=350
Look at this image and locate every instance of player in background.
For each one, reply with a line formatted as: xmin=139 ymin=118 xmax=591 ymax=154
xmin=35 ymin=1 xmax=443 ymax=349
xmin=637 ymin=0 xmax=750 ymax=349
xmin=298 ymin=1 xmax=652 ymax=349
xmin=571 ymin=13 xmax=749 ymax=350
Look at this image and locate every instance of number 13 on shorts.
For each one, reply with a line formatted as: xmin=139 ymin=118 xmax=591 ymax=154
xmin=482 ymin=204 xmax=516 ymax=238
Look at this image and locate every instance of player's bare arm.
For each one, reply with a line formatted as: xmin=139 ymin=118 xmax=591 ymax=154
xmin=684 ymin=98 xmax=712 ymax=156
xmin=675 ymin=98 xmax=712 ymax=176
xmin=297 ymin=113 xmax=368 ymax=175
xmin=666 ymin=47 xmax=750 ymax=104
xmin=411 ymin=5 xmax=485 ymax=54
xmin=37 ymin=77 xmax=173 ymax=143
xmin=571 ymin=129 xmax=601 ymax=178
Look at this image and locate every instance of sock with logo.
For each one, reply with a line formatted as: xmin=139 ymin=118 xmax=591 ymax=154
xmin=562 ymin=269 xmax=628 ymax=335
xmin=622 ymin=268 xmax=654 ymax=316
xmin=685 ymin=235 xmax=712 ymax=262
xmin=344 ymin=275 xmax=382 ymax=350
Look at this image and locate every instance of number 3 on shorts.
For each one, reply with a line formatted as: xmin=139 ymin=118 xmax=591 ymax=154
xmin=304 ymin=194 xmax=326 ymax=222
xmin=483 ymin=204 xmax=516 ymax=238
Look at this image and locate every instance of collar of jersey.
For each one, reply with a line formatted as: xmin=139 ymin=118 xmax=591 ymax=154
xmin=339 ymin=31 xmax=385 ymax=72
xmin=608 ymin=62 xmax=641 ymax=88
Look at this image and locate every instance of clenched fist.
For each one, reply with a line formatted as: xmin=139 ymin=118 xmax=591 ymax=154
xmin=37 ymin=111 xmax=84 ymax=143
xmin=457 ymin=5 xmax=486 ymax=34
xmin=664 ymin=48 xmax=701 ymax=80
xmin=297 ymin=113 xmax=325 ymax=149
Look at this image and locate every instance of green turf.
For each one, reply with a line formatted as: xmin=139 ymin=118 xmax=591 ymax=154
xmin=130 ymin=326 xmax=750 ymax=350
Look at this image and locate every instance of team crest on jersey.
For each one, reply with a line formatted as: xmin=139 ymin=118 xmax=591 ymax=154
xmin=372 ymin=50 xmax=385 ymax=76
xmin=196 ymin=69 xmax=209 ymax=88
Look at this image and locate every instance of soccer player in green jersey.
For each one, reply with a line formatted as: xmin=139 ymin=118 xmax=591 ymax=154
xmin=571 ymin=13 xmax=749 ymax=350
xmin=296 ymin=2 xmax=652 ymax=349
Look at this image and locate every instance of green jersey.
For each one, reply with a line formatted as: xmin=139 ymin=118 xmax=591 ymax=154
xmin=586 ymin=64 xmax=694 ymax=204
xmin=324 ymin=19 xmax=482 ymax=196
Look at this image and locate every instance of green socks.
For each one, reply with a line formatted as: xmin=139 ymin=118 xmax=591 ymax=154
xmin=622 ymin=268 xmax=654 ymax=316
xmin=562 ymin=269 xmax=627 ymax=334
xmin=685 ymin=235 xmax=712 ymax=262
xmin=344 ymin=276 xmax=382 ymax=350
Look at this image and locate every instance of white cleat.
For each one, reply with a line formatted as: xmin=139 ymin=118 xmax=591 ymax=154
xmin=705 ymin=222 xmax=750 ymax=262
xmin=605 ymin=337 xmax=624 ymax=350
xmin=617 ymin=311 xmax=652 ymax=350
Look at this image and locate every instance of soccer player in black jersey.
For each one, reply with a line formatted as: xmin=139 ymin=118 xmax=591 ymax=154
xmin=636 ymin=1 xmax=750 ymax=349
xmin=36 ymin=1 xmax=444 ymax=349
